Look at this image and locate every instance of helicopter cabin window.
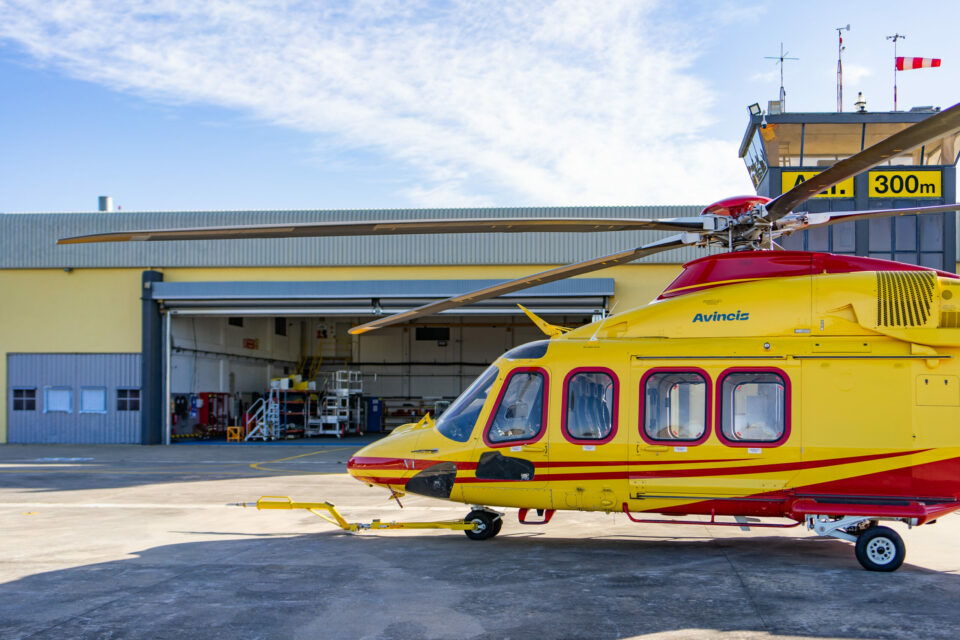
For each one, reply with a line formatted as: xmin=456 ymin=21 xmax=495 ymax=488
xmin=435 ymin=365 xmax=498 ymax=442
xmin=486 ymin=369 xmax=547 ymax=445
xmin=563 ymin=369 xmax=617 ymax=443
xmin=642 ymin=371 xmax=709 ymax=443
xmin=719 ymin=371 xmax=788 ymax=445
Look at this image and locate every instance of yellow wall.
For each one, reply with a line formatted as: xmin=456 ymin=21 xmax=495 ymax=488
xmin=0 ymin=269 xmax=144 ymax=442
xmin=0 ymin=263 xmax=682 ymax=442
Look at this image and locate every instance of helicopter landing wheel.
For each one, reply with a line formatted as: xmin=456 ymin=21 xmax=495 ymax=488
xmin=854 ymin=525 xmax=905 ymax=572
xmin=464 ymin=509 xmax=502 ymax=540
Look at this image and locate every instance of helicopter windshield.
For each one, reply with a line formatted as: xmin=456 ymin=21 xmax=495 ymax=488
xmin=435 ymin=365 xmax=499 ymax=442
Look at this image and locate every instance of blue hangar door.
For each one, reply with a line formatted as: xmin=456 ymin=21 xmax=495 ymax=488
xmin=7 ymin=353 xmax=142 ymax=444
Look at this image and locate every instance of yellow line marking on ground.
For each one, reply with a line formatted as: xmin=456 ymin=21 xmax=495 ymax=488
xmin=0 ymin=447 xmax=350 ymax=475
xmin=249 ymin=447 xmax=344 ymax=473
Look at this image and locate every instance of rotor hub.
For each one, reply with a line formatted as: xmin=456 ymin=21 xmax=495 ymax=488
xmin=700 ymin=195 xmax=772 ymax=220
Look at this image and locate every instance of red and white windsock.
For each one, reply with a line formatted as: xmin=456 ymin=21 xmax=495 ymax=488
xmin=896 ymin=57 xmax=941 ymax=71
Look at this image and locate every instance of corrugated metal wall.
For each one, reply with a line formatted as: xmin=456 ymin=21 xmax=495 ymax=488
xmin=7 ymin=353 xmax=141 ymax=444
xmin=0 ymin=206 xmax=707 ymax=269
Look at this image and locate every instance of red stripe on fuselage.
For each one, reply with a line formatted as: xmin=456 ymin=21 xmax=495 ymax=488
xmin=347 ymin=456 xmax=435 ymax=471
xmin=352 ymin=450 xmax=931 ymax=492
xmin=543 ymin=458 xmax=744 ymax=468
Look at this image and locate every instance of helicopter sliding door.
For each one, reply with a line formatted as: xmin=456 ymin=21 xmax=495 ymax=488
xmin=547 ymin=367 xmax=626 ymax=512
xmin=628 ymin=360 xmax=801 ymax=509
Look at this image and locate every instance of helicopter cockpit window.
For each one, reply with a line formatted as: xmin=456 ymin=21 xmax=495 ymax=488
xmin=435 ymin=365 xmax=499 ymax=443
xmin=720 ymin=372 xmax=786 ymax=443
xmin=643 ymin=371 xmax=707 ymax=442
xmin=487 ymin=370 xmax=546 ymax=444
xmin=564 ymin=371 xmax=616 ymax=441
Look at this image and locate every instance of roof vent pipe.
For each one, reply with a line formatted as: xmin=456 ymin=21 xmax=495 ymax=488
xmin=98 ymin=196 xmax=113 ymax=212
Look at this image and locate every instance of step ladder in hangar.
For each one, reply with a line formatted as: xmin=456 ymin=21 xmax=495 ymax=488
xmin=244 ymin=389 xmax=282 ymax=441
xmin=309 ymin=370 xmax=364 ymax=438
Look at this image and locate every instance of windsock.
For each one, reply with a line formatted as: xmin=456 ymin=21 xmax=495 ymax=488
xmin=896 ymin=57 xmax=941 ymax=71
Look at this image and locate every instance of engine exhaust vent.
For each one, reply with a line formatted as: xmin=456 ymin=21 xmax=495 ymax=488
xmin=876 ymin=271 xmax=936 ymax=327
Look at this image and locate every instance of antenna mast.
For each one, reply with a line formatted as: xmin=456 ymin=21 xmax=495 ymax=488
xmin=836 ymin=25 xmax=850 ymax=112
xmin=765 ymin=43 xmax=799 ymax=111
xmin=886 ymin=33 xmax=906 ymax=110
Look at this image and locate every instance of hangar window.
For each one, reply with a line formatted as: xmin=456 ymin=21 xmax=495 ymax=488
xmin=415 ymin=327 xmax=450 ymax=341
xmin=274 ymin=317 xmax=287 ymax=336
xmin=80 ymin=387 xmax=107 ymax=414
xmin=13 ymin=388 xmax=36 ymax=411
xmin=563 ymin=369 xmax=617 ymax=443
xmin=436 ymin=365 xmax=498 ymax=442
xmin=486 ymin=369 xmax=548 ymax=445
xmin=117 ymin=388 xmax=141 ymax=412
xmin=228 ymin=317 xmax=244 ymax=328
xmin=44 ymin=387 xmax=73 ymax=413
xmin=718 ymin=370 xmax=788 ymax=445
xmin=642 ymin=370 xmax=709 ymax=443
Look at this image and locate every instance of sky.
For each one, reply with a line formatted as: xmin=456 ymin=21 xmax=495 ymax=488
xmin=1 ymin=0 xmax=958 ymax=213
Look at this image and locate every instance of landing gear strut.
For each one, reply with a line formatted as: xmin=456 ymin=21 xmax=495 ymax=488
xmin=806 ymin=515 xmax=908 ymax=572
xmin=464 ymin=509 xmax=503 ymax=540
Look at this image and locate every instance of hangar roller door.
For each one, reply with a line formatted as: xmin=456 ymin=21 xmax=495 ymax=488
xmin=7 ymin=353 xmax=141 ymax=444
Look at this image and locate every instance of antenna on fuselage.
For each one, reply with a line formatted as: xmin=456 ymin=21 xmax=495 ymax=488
xmin=589 ymin=301 xmax=619 ymax=342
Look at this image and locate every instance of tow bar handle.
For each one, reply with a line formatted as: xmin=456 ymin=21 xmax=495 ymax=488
xmin=230 ymin=496 xmax=479 ymax=533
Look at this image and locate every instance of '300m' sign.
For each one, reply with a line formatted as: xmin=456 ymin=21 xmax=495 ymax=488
xmin=868 ymin=170 xmax=942 ymax=198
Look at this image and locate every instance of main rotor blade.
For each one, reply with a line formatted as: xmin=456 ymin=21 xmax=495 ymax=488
xmin=777 ymin=202 xmax=960 ymax=233
xmin=348 ymin=233 xmax=699 ymax=335
xmin=57 ymin=216 xmax=706 ymax=244
xmin=766 ymin=101 xmax=960 ymax=221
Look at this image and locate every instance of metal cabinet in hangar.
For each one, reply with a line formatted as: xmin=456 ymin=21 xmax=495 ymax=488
xmin=740 ymin=105 xmax=957 ymax=269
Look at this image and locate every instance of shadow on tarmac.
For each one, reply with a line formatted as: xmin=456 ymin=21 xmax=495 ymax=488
xmin=3 ymin=529 xmax=959 ymax=640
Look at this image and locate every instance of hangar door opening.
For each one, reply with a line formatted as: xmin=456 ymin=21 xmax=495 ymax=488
xmin=153 ymin=279 xmax=612 ymax=443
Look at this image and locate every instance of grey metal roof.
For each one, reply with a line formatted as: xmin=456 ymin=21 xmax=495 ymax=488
xmin=152 ymin=278 xmax=614 ymax=301
xmin=0 ymin=206 xmax=706 ymax=269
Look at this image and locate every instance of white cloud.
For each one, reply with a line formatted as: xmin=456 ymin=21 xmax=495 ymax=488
xmin=0 ymin=0 xmax=750 ymax=207
xmin=843 ymin=63 xmax=873 ymax=85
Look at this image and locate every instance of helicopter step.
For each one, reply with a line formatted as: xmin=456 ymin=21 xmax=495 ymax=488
xmin=231 ymin=496 xmax=498 ymax=537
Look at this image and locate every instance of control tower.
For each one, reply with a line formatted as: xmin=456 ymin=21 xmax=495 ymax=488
xmin=740 ymin=101 xmax=958 ymax=270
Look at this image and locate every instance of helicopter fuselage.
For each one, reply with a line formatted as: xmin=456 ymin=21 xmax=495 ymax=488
xmin=348 ymin=252 xmax=960 ymax=527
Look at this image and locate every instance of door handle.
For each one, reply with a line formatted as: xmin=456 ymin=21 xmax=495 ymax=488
xmin=521 ymin=444 xmax=547 ymax=453
xmin=639 ymin=445 xmax=668 ymax=453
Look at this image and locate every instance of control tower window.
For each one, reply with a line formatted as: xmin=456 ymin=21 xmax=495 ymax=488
xmin=743 ymin=130 xmax=768 ymax=188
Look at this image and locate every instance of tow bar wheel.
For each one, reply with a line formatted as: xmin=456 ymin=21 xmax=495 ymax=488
xmin=464 ymin=510 xmax=502 ymax=540
xmin=855 ymin=526 xmax=906 ymax=572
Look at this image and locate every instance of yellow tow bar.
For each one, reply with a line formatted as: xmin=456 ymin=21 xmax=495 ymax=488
xmin=231 ymin=496 xmax=480 ymax=533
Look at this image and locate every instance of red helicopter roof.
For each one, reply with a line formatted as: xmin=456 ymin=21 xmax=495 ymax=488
xmin=659 ymin=251 xmax=958 ymax=300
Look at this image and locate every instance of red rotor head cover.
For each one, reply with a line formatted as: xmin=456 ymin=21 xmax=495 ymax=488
xmin=700 ymin=195 xmax=771 ymax=218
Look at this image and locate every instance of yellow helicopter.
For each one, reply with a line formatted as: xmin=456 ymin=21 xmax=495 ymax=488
xmin=61 ymin=101 xmax=960 ymax=571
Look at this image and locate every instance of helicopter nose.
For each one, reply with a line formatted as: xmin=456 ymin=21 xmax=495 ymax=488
xmin=347 ymin=431 xmax=421 ymax=490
